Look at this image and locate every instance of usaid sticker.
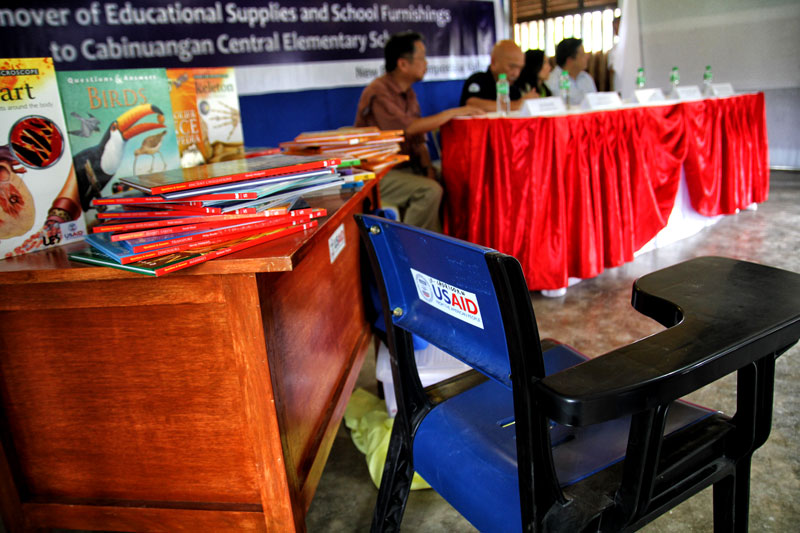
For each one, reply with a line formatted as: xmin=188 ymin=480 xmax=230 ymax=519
xmin=410 ymin=268 xmax=484 ymax=329
xmin=328 ymin=223 xmax=345 ymax=263
xmin=468 ymin=82 xmax=481 ymax=94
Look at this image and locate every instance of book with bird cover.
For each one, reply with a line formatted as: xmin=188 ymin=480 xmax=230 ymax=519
xmin=1 ymin=57 xmax=87 ymax=260
xmin=56 ymin=68 xmax=181 ymax=227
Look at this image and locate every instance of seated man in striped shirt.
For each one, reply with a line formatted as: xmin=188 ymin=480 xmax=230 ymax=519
xmin=354 ymin=31 xmax=482 ymax=232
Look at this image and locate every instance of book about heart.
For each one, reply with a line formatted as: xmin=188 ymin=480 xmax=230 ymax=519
xmin=1 ymin=57 xmax=87 ymax=260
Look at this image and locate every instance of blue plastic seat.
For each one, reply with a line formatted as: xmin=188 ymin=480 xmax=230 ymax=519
xmin=355 ymin=214 xmax=800 ymax=532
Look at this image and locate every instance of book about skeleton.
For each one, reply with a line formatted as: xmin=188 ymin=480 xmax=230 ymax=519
xmin=192 ymin=67 xmax=245 ymax=164
xmin=1 ymin=57 xmax=86 ymax=260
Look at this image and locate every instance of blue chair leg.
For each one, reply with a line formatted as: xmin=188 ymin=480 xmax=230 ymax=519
xmin=371 ymin=423 xmax=415 ymax=532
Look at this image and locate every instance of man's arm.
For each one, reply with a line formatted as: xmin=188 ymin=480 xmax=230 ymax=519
xmin=405 ymin=105 xmax=484 ymax=136
xmin=465 ymin=93 xmax=537 ymax=112
xmin=463 ymin=97 xmax=497 ymax=113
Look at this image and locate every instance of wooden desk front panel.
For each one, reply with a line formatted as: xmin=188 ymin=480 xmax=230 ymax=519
xmin=259 ymin=198 xmax=371 ymax=513
xmin=0 ymin=275 xmax=267 ymax=506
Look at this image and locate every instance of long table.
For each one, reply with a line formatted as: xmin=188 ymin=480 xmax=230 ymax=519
xmin=0 ymin=179 xmax=378 ymax=532
xmin=441 ymin=93 xmax=769 ymax=290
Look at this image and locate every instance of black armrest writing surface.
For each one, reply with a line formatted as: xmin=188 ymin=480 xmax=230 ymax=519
xmin=536 ymin=257 xmax=800 ymax=426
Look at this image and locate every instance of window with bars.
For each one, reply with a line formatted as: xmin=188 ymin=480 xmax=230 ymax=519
xmin=513 ymin=1 xmax=620 ymax=55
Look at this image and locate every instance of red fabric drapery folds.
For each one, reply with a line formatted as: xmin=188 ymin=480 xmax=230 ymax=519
xmin=441 ymin=93 xmax=769 ymax=290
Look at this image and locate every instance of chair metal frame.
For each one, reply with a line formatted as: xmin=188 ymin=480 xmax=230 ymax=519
xmin=356 ymin=214 xmax=800 ymax=532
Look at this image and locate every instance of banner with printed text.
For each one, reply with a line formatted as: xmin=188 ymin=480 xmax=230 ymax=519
xmin=1 ymin=1 xmax=499 ymax=94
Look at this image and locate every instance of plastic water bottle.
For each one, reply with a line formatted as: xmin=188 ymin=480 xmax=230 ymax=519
xmin=669 ymin=66 xmax=680 ymax=98
xmin=496 ymin=73 xmax=510 ymax=116
xmin=636 ymin=67 xmax=646 ymax=89
xmin=703 ymin=65 xmax=713 ymax=96
xmin=559 ymin=70 xmax=571 ymax=107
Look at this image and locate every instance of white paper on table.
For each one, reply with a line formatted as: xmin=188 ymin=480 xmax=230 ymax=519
xmin=520 ymin=96 xmax=567 ymax=116
xmin=634 ymin=88 xmax=666 ymax=103
xmin=580 ymin=91 xmax=623 ymax=110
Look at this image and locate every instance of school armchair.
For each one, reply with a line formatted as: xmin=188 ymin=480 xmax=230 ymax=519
xmin=355 ymin=213 xmax=800 ymax=532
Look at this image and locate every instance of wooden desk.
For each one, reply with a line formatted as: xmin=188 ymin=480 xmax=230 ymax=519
xmin=0 ymin=179 xmax=379 ymax=532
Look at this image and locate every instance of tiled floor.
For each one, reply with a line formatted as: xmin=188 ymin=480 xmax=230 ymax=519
xmin=306 ymin=170 xmax=800 ymax=532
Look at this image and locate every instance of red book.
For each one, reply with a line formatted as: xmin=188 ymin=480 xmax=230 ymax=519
xmin=110 ymin=220 xmax=236 ymax=242
xmin=120 ymin=204 xmax=223 ymax=214
xmin=92 ymin=208 xmax=290 ymax=233
xmin=108 ymin=207 xmax=325 ymax=241
xmin=156 ymin=221 xmax=318 ymax=276
xmin=119 ymin=154 xmax=339 ymax=195
xmin=97 ymin=210 xmax=209 ymax=219
xmin=88 ymin=228 xmax=279 ymax=264
xmin=126 ymin=210 xmax=326 ymax=252
xmin=69 ymin=221 xmax=319 ymax=277
xmin=91 ymin=191 xmax=259 ymax=205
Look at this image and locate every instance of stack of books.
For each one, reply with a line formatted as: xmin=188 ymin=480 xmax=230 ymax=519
xmin=280 ymin=127 xmax=409 ymax=174
xmin=68 ymin=154 xmax=341 ymax=276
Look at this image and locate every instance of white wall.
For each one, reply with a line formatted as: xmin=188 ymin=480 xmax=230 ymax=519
xmin=637 ymin=0 xmax=800 ymax=168
xmin=639 ymin=0 xmax=800 ymax=92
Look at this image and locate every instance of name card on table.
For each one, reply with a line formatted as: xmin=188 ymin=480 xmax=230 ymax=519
xmin=634 ymin=88 xmax=666 ymax=104
xmin=674 ymin=85 xmax=704 ymax=100
xmin=711 ymin=83 xmax=735 ymax=97
xmin=580 ymin=92 xmax=623 ymax=110
xmin=521 ymin=96 xmax=566 ymax=116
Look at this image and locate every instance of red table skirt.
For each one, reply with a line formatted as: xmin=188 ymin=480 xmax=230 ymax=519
xmin=441 ymin=93 xmax=770 ymax=290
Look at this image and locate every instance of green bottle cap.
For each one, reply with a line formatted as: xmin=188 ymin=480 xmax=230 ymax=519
xmin=498 ymin=73 xmax=507 ymax=80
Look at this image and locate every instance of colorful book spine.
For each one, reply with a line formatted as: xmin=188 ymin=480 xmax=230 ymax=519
xmin=107 ymin=207 xmax=326 ymax=242
xmin=70 ymin=221 xmax=317 ymax=276
xmin=91 ymin=208 xmax=290 ymax=233
xmin=96 ymin=210 xmax=211 ymax=219
xmin=120 ymin=156 xmax=340 ymax=195
xmin=1 ymin=57 xmax=87 ymax=259
xmin=91 ymin=191 xmax=259 ymax=205
xmin=124 ymin=212 xmax=323 ymax=253
xmin=87 ymin=226 xmax=276 ymax=264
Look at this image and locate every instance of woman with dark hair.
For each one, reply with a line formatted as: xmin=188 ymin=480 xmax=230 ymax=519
xmin=515 ymin=49 xmax=553 ymax=97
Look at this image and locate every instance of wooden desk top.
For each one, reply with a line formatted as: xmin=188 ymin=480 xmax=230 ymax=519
xmin=0 ymin=179 xmax=377 ymax=285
